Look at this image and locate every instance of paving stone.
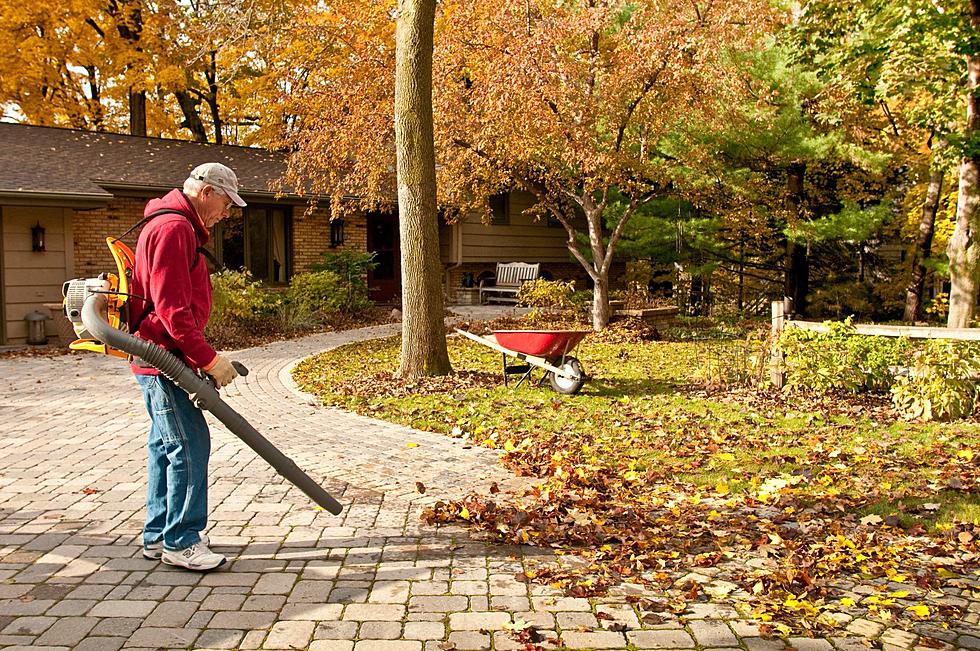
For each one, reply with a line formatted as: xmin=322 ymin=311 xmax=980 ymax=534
xmin=88 ymin=599 xmax=156 ymax=618
xmin=448 ymin=610 xmax=512 ymax=631
xmin=404 ymin=621 xmax=445 ymax=640
xmin=279 ymin=603 xmax=343 ymax=620
xmin=847 ymin=619 xmax=886 ymax=638
xmin=143 ymin=601 xmax=198 ymax=627
xmin=343 ymin=603 xmax=406 ymax=621
xmin=628 ymin=628 xmax=696 ymax=648
xmin=33 ymin=617 xmax=98 ymax=646
xmin=368 ymin=580 xmax=410 ymax=603
xmin=960 ymin=636 xmax=980 ymax=650
xmin=409 ymin=595 xmax=468 ymax=613
xmin=89 ymin=617 xmax=142 ymax=637
xmin=788 ymin=638 xmax=835 ymax=651
xmin=744 ymin=638 xmax=790 ymax=651
xmin=264 ymin=620 xmax=315 ymax=649
xmin=561 ymin=629 xmax=629 ymax=649
xmin=73 ymin=636 xmax=126 ymax=651
xmin=125 ymin=626 xmax=200 ymax=647
xmin=289 ymin=580 xmax=334 ymax=602
xmin=243 ymin=594 xmax=287 ymax=611
xmin=44 ymin=599 xmax=97 ymax=616
xmin=353 ymin=641 xmax=423 ymax=651
xmin=358 ymin=620 xmax=402 ymax=639
xmin=309 ymin=642 xmax=355 ymax=651
xmin=195 ymin=629 xmax=246 ymax=649
xmin=201 ymin=593 xmax=247 ymax=611
xmin=448 ymin=630 xmax=491 ymax=650
xmin=689 ymin=620 xmax=738 ymax=647
xmin=313 ymin=620 xmax=359 ymax=640
xmin=410 ymin=580 xmax=449 ymax=595
xmin=530 ymin=596 xmax=592 ymax=611
xmin=209 ymin=610 xmax=278 ymax=630
xmin=253 ymin=572 xmax=298 ymax=595
xmin=556 ymin=611 xmax=599 ymax=629
xmin=881 ymin=629 xmax=918 ymax=647
xmin=2 ymin=616 xmax=56 ymax=635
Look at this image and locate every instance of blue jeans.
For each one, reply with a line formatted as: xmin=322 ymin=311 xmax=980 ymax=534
xmin=135 ymin=374 xmax=210 ymax=551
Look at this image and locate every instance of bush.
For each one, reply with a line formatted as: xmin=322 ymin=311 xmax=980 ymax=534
xmin=287 ymin=271 xmax=347 ymax=317
xmin=891 ymin=340 xmax=980 ymax=421
xmin=516 ymin=278 xmax=574 ymax=311
xmin=207 ymin=270 xmax=268 ymax=338
xmin=779 ymin=320 xmax=910 ymax=393
xmin=312 ymin=251 xmax=376 ymax=312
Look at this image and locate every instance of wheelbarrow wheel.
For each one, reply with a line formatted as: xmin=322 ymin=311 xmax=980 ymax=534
xmin=549 ymin=356 xmax=585 ymax=395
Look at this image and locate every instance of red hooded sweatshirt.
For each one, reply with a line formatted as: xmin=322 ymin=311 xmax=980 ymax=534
xmin=129 ymin=189 xmax=218 ymax=375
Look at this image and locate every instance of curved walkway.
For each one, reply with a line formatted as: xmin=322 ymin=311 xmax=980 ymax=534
xmin=0 ymin=316 xmax=976 ymax=651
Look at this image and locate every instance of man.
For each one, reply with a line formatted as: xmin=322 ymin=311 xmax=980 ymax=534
xmin=129 ymin=162 xmax=246 ymax=571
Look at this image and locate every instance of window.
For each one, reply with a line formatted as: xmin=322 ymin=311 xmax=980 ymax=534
xmin=330 ymin=219 xmax=345 ymax=248
xmin=214 ymin=205 xmax=292 ymax=283
xmin=489 ymin=194 xmax=509 ymax=225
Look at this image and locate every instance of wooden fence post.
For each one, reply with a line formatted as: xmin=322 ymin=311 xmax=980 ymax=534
xmin=770 ymin=300 xmax=786 ymax=388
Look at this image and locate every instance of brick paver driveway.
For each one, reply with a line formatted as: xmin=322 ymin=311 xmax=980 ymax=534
xmin=1 ymin=313 xmax=978 ymax=650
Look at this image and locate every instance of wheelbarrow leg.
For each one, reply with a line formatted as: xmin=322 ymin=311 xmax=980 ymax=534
xmin=514 ymin=365 xmax=535 ymax=389
xmin=502 ymin=353 xmax=508 ymax=387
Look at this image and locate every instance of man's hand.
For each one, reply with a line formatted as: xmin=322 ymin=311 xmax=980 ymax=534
xmin=203 ymin=355 xmax=238 ymax=388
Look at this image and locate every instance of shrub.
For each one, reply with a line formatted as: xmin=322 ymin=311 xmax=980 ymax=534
xmin=516 ymin=278 xmax=574 ymax=311
xmin=312 ymin=251 xmax=376 ymax=312
xmin=891 ymin=341 xmax=980 ymax=421
xmin=207 ymin=269 xmax=267 ymax=338
xmin=779 ymin=320 xmax=910 ymax=393
xmin=287 ymin=271 xmax=346 ymax=317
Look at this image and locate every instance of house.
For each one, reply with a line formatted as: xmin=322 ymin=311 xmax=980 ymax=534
xmin=0 ymin=123 xmax=602 ymax=344
xmin=0 ymin=123 xmax=347 ymax=344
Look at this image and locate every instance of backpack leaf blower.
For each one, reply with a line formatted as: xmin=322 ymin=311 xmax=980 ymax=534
xmin=62 ymin=236 xmax=343 ymax=515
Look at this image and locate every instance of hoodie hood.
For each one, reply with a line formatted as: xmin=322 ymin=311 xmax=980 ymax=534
xmin=144 ymin=189 xmax=210 ymax=245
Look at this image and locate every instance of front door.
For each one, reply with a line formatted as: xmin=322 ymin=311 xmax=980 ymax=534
xmin=366 ymin=211 xmax=400 ymax=303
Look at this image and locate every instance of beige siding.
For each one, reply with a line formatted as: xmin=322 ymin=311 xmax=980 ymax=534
xmin=2 ymin=206 xmax=71 ymax=344
xmin=460 ymin=191 xmax=573 ymax=263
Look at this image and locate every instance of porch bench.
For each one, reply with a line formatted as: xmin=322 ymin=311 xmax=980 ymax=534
xmin=479 ymin=262 xmax=540 ymax=304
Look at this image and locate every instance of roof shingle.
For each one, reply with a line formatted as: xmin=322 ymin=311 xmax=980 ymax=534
xmin=0 ymin=123 xmax=289 ymax=200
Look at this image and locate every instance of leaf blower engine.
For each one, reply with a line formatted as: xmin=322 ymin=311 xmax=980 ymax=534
xmin=62 ymin=236 xmax=342 ymax=515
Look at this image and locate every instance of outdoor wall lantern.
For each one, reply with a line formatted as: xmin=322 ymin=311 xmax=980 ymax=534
xmin=31 ymin=221 xmax=46 ymax=252
xmin=330 ymin=219 xmax=345 ymax=248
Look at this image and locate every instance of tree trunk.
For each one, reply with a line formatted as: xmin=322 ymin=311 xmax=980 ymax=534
xmin=174 ymin=90 xmax=209 ymax=142
xmin=904 ymin=157 xmax=943 ymax=322
xmin=394 ymin=0 xmax=451 ymax=378
xmin=129 ymin=88 xmax=147 ymax=136
xmin=947 ymin=0 xmax=980 ymax=328
xmin=206 ymin=51 xmax=223 ymax=145
xmin=784 ymin=163 xmax=808 ymax=316
xmin=592 ymin=276 xmax=610 ymax=330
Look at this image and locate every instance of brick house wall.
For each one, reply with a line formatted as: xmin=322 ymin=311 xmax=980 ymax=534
xmin=292 ymin=208 xmax=369 ymax=273
xmin=72 ymin=196 xmax=370 ymax=280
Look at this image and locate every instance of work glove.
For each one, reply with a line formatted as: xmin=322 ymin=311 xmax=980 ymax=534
xmin=204 ymin=354 xmax=238 ymax=388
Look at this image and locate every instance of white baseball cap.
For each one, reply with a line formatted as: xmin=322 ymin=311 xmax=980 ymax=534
xmin=189 ymin=162 xmax=247 ymax=207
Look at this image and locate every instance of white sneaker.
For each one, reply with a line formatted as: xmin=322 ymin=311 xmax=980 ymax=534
xmin=161 ymin=540 xmax=226 ymax=571
xmin=143 ymin=534 xmax=209 ymax=561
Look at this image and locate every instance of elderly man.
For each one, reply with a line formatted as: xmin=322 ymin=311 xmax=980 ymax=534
xmin=128 ymin=162 xmax=246 ymax=571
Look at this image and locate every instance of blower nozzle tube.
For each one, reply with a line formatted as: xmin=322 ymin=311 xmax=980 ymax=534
xmin=81 ymin=292 xmax=343 ymax=515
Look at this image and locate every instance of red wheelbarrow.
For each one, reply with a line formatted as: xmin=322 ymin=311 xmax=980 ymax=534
xmin=454 ymin=328 xmax=589 ymax=394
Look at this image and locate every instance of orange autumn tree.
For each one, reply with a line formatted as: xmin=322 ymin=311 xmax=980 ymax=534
xmin=436 ymin=0 xmax=775 ymax=329
xmin=0 ymin=0 xmax=307 ymax=142
xmin=281 ymin=0 xmax=774 ymax=330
